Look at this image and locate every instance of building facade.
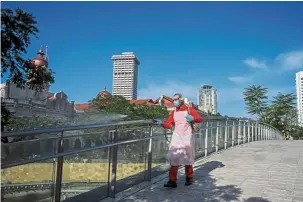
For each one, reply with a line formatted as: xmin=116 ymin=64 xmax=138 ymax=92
xmin=197 ymin=85 xmax=217 ymax=114
xmin=112 ymin=52 xmax=140 ymax=100
xmin=296 ymin=71 xmax=303 ymax=125
xmin=1 ymin=48 xmax=75 ymax=120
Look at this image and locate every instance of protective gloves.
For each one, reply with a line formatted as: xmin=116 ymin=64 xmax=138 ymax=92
xmin=185 ymin=115 xmax=194 ymax=122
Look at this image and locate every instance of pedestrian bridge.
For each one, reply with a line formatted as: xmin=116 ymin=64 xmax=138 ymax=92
xmin=1 ymin=118 xmax=302 ymax=202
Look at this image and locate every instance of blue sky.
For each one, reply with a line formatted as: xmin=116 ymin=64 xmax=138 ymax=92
xmin=2 ymin=2 xmax=303 ymax=117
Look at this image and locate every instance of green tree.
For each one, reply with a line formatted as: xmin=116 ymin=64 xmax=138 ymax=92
xmin=89 ymin=95 xmax=168 ymax=120
xmin=1 ymin=8 xmax=54 ymax=91
xmin=89 ymin=95 xmax=133 ymax=115
xmin=243 ymin=85 xmax=268 ymax=117
xmin=261 ymin=93 xmax=298 ymax=135
xmin=243 ymin=86 xmax=302 ymax=139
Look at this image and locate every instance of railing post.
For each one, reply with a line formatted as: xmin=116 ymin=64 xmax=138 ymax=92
xmin=215 ymin=121 xmax=219 ymax=152
xmin=109 ymin=128 xmax=119 ymax=198
xmin=145 ymin=125 xmax=153 ymax=181
xmin=256 ymin=123 xmax=258 ymax=141
xmin=243 ymin=121 xmax=246 ymax=143
xmin=261 ymin=125 xmax=264 ymax=140
xmin=224 ymin=120 xmax=228 ymax=149
xmin=205 ymin=122 xmax=208 ymax=157
xmin=232 ymin=121 xmax=235 ymax=147
xmin=251 ymin=122 xmax=256 ymax=142
xmin=247 ymin=121 xmax=251 ymax=143
xmin=55 ymin=131 xmax=64 ymax=202
xmin=238 ymin=120 xmax=241 ymax=145
xmin=258 ymin=124 xmax=261 ymax=141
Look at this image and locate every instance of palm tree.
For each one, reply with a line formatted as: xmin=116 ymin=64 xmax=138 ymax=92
xmin=243 ymin=85 xmax=268 ymax=117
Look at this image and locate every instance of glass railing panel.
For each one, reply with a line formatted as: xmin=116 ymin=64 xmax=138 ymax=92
xmin=218 ymin=123 xmax=225 ymax=150
xmin=151 ymin=126 xmax=170 ymax=178
xmin=195 ymin=128 xmax=205 ymax=159
xmin=234 ymin=125 xmax=239 ymax=145
xmin=227 ymin=126 xmax=233 ymax=147
xmin=1 ymin=159 xmax=57 ymax=202
xmin=207 ymin=122 xmax=216 ymax=154
xmin=244 ymin=123 xmax=248 ymax=143
xmin=2 ymin=135 xmax=59 ymax=166
xmin=115 ymin=129 xmax=147 ymax=193
xmin=60 ymin=148 xmax=110 ymax=201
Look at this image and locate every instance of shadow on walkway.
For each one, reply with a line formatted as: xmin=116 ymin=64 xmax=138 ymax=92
xmin=123 ymin=161 xmax=241 ymax=201
xmin=123 ymin=161 xmax=273 ymax=202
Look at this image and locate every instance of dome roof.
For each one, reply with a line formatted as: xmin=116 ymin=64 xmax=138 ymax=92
xmin=31 ymin=48 xmax=47 ymax=67
xmin=98 ymin=87 xmax=111 ymax=98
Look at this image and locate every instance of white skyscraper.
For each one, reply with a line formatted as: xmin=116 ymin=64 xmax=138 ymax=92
xmin=112 ymin=52 xmax=140 ymax=100
xmin=296 ymin=71 xmax=303 ymax=125
xmin=197 ymin=85 xmax=217 ymax=114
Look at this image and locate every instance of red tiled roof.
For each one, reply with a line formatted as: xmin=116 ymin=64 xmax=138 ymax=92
xmin=154 ymin=95 xmax=173 ymax=103
xmin=74 ymin=103 xmax=89 ymax=111
xmin=129 ymin=99 xmax=154 ymax=106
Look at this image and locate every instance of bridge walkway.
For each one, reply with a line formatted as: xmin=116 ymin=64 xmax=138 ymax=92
xmin=107 ymin=141 xmax=303 ymax=202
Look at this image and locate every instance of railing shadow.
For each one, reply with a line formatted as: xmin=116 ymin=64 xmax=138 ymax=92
xmin=243 ymin=197 xmax=271 ymax=202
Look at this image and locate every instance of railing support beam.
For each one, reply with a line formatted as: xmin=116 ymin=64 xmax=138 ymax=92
xmin=54 ymin=131 xmax=64 ymax=202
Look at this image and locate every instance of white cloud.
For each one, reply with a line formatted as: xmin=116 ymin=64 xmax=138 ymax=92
xmin=276 ymin=51 xmax=303 ymax=70
xmin=228 ymin=76 xmax=252 ymax=83
xmin=243 ymin=58 xmax=268 ymax=69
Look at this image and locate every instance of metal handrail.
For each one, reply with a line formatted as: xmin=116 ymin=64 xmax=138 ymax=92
xmin=1 ymin=119 xmax=283 ymax=138
xmin=1 ymin=121 xmax=283 ymax=146
xmin=1 ymin=119 xmax=153 ymax=138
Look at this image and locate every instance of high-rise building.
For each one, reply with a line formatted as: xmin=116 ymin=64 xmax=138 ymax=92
xmin=197 ymin=85 xmax=217 ymax=114
xmin=112 ymin=52 xmax=140 ymax=100
xmin=296 ymin=71 xmax=303 ymax=125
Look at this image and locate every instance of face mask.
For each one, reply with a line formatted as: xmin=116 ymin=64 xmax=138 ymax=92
xmin=173 ymin=100 xmax=181 ymax=107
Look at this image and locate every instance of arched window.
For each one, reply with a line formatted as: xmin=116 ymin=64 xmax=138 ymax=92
xmin=63 ymin=139 xmax=70 ymax=151
xmin=74 ymin=138 xmax=81 ymax=149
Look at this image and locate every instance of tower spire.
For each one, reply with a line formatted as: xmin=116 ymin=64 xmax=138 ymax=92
xmin=45 ymin=45 xmax=49 ymax=63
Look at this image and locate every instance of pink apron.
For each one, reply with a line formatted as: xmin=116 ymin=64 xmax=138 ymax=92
xmin=167 ymin=110 xmax=195 ymax=166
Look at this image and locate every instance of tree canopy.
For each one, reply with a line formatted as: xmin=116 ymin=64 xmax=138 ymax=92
xmin=89 ymin=94 xmax=169 ymax=120
xmin=243 ymin=85 xmax=302 ymax=139
xmin=243 ymin=85 xmax=268 ymax=117
xmin=1 ymin=7 xmax=54 ymax=91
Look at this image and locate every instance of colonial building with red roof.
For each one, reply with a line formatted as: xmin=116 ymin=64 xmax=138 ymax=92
xmin=74 ymin=87 xmax=112 ymax=113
